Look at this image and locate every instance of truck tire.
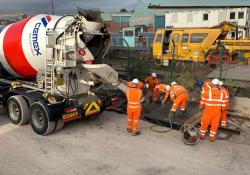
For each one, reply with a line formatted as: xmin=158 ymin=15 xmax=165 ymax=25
xmin=7 ymin=95 xmax=29 ymax=125
xmin=29 ymin=102 xmax=56 ymax=135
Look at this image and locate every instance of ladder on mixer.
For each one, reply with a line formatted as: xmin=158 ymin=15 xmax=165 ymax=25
xmin=45 ymin=59 xmax=54 ymax=93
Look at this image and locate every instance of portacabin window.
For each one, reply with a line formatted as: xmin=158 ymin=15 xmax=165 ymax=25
xmin=230 ymin=12 xmax=235 ymax=19
xmin=238 ymin=12 xmax=244 ymax=19
xmin=190 ymin=33 xmax=208 ymax=43
xmin=203 ymin=14 xmax=208 ymax=21
xmin=181 ymin=33 xmax=189 ymax=43
xmin=124 ymin=30 xmax=134 ymax=37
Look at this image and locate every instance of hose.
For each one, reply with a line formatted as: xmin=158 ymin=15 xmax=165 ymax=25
xmin=150 ymin=112 xmax=173 ymax=133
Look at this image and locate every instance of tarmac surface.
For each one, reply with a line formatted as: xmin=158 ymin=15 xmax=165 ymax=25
xmin=0 ymin=108 xmax=250 ymax=175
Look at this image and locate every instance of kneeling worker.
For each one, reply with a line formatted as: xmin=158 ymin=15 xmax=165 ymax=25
xmin=169 ymin=82 xmax=189 ymax=116
xmin=153 ymin=84 xmax=171 ymax=104
xmin=126 ymin=79 xmax=144 ymax=136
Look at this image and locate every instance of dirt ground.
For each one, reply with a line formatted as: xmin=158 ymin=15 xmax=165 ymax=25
xmin=0 ymin=109 xmax=250 ymax=175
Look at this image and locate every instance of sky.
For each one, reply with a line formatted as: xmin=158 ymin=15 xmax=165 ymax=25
xmin=0 ymin=0 xmax=139 ymax=14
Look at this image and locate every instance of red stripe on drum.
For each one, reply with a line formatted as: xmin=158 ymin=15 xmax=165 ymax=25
xmin=3 ymin=17 xmax=37 ymax=78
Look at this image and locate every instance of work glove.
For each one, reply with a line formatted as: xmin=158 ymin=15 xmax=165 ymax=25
xmin=141 ymin=97 xmax=145 ymax=102
xmin=161 ymin=100 xmax=165 ymax=105
xmin=145 ymin=83 xmax=149 ymax=88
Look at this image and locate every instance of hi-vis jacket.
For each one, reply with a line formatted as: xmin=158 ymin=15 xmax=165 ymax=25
xmin=170 ymin=85 xmax=188 ymax=101
xmin=200 ymin=87 xmax=226 ymax=110
xmin=126 ymin=88 xmax=143 ymax=109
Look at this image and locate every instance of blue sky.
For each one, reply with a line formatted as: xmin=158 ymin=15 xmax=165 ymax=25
xmin=0 ymin=0 xmax=139 ymax=14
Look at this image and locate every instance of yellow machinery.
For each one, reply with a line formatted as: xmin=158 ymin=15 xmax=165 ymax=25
xmin=152 ymin=22 xmax=250 ymax=65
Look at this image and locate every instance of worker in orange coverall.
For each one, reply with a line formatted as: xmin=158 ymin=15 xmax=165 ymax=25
xmin=126 ymin=78 xmax=144 ymax=136
xmin=153 ymin=84 xmax=171 ymax=104
xmin=219 ymin=81 xmax=230 ymax=128
xmin=199 ymin=78 xmax=226 ymax=142
xmin=145 ymin=73 xmax=158 ymax=102
xmin=169 ymin=82 xmax=189 ymax=116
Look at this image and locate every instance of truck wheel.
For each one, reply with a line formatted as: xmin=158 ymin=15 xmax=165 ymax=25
xmin=29 ymin=102 xmax=55 ymax=135
xmin=7 ymin=95 xmax=29 ymax=125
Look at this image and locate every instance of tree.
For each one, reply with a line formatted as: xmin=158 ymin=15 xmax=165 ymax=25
xmin=120 ymin=8 xmax=128 ymax=12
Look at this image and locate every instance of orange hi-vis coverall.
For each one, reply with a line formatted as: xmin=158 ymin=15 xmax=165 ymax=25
xmin=170 ymin=85 xmax=189 ymax=112
xmin=145 ymin=76 xmax=158 ymax=98
xmin=200 ymin=87 xmax=226 ymax=140
xmin=153 ymin=84 xmax=170 ymax=103
xmin=201 ymin=81 xmax=212 ymax=98
xmin=220 ymin=87 xmax=229 ymax=127
xmin=126 ymin=87 xmax=143 ymax=133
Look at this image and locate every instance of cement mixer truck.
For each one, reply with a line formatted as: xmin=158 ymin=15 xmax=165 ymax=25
xmin=0 ymin=13 xmax=126 ymax=135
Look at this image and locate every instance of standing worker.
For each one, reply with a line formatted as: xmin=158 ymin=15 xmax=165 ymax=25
xmin=145 ymin=73 xmax=158 ymax=102
xmin=153 ymin=84 xmax=170 ymax=104
xmin=199 ymin=79 xmax=226 ymax=142
xmin=126 ymin=78 xmax=144 ymax=136
xmin=169 ymin=82 xmax=189 ymax=116
xmin=219 ymin=81 xmax=229 ymax=128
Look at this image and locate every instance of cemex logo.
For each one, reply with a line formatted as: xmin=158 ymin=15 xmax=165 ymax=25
xmin=32 ymin=16 xmax=51 ymax=56
xmin=41 ymin=16 xmax=52 ymax=27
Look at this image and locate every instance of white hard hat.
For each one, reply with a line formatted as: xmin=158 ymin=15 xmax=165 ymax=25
xmin=212 ymin=78 xmax=220 ymax=85
xmin=151 ymin=73 xmax=157 ymax=77
xmin=132 ymin=78 xmax=139 ymax=84
xmin=219 ymin=81 xmax=223 ymax=86
xmin=165 ymin=85 xmax=170 ymax=91
xmin=171 ymin=82 xmax=177 ymax=86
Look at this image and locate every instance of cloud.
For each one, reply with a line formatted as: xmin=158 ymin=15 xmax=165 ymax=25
xmin=0 ymin=0 xmax=139 ymax=14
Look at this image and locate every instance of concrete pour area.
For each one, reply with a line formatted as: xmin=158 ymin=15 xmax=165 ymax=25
xmin=0 ymin=108 xmax=250 ymax=175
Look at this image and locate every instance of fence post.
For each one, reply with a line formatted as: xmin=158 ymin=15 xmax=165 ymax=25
xmin=123 ymin=39 xmax=132 ymax=81
xmin=219 ymin=46 xmax=223 ymax=79
xmin=169 ymin=39 xmax=175 ymax=82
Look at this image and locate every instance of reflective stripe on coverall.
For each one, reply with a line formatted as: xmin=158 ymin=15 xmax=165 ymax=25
xmin=199 ymin=87 xmax=226 ymax=139
xmin=170 ymin=85 xmax=189 ymax=112
xmin=220 ymin=87 xmax=229 ymax=127
xmin=153 ymin=84 xmax=170 ymax=103
xmin=145 ymin=76 xmax=158 ymax=99
xmin=126 ymin=88 xmax=143 ymax=132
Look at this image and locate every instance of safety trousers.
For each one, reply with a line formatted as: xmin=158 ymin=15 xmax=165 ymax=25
xmin=221 ymin=110 xmax=227 ymax=127
xmin=200 ymin=108 xmax=221 ymax=139
xmin=127 ymin=108 xmax=141 ymax=132
xmin=171 ymin=93 xmax=188 ymax=112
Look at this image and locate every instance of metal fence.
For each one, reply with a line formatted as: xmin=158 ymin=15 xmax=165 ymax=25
xmin=109 ymin=32 xmax=155 ymax=49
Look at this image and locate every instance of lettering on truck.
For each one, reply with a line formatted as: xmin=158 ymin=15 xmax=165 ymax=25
xmin=32 ymin=23 xmax=42 ymax=56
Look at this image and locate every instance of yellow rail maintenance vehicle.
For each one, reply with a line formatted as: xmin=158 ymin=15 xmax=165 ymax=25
xmin=152 ymin=22 xmax=250 ymax=66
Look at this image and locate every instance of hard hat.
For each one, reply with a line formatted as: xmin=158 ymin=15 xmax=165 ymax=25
xmin=219 ymin=81 xmax=223 ymax=86
xmin=171 ymin=82 xmax=177 ymax=86
xmin=165 ymin=85 xmax=170 ymax=91
xmin=132 ymin=78 xmax=139 ymax=84
xmin=151 ymin=72 xmax=157 ymax=77
xmin=212 ymin=78 xmax=220 ymax=85
xmin=197 ymin=80 xmax=203 ymax=88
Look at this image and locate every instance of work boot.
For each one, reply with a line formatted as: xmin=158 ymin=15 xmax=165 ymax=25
xmin=200 ymin=134 xmax=207 ymax=140
xmin=127 ymin=128 xmax=132 ymax=133
xmin=132 ymin=131 xmax=141 ymax=136
xmin=208 ymin=135 xmax=216 ymax=142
